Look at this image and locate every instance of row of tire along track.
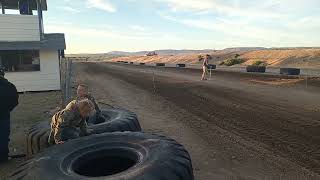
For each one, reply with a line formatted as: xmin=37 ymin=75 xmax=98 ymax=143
xmin=82 ymin=62 xmax=320 ymax=175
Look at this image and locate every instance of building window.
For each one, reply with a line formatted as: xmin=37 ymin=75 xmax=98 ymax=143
xmin=0 ymin=50 xmax=40 ymax=72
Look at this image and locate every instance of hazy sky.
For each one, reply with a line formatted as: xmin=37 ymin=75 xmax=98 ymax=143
xmin=41 ymin=0 xmax=320 ymax=53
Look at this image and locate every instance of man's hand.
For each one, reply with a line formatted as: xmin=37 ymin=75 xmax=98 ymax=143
xmin=87 ymin=128 xmax=94 ymax=135
xmin=57 ymin=141 xmax=65 ymax=144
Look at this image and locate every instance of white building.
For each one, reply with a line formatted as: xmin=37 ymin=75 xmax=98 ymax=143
xmin=0 ymin=0 xmax=66 ymax=92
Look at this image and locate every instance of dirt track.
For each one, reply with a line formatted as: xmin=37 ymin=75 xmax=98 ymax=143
xmin=74 ymin=62 xmax=320 ymax=180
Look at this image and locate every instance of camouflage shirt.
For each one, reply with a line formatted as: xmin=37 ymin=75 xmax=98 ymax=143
xmin=50 ymin=100 xmax=88 ymax=144
xmin=77 ymin=94 xmax=101 ymax=114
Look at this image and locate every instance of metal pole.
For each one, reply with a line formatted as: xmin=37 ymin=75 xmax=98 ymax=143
xmin=305 ymin=75 xmax=308 ymax=89
xmin=36 ymin=0 xmax=44 ymax=40
xmin=65 ymin=59 xmax=69 ymax=104
xmin=1 ymin=0 xmax=5 ymax=14
xmin=58 ymin=51 xmax=64 ymax=105
xmin=152 ymin=71 xmax=156 ymax=94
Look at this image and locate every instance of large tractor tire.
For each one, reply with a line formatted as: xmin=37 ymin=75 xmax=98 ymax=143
xmin=176 ymin=64 xmax=186 ymax=68
xmin=246 ymin=65 xmax=266 ymax=73
xmin=280 ymin=68 xmax=300 ymax=75
xmin=156 ymin=63 xmax=165 ymax=67
xmin=26 ymin=108 xmax=141 ymax=158
xmin=10 ymin=132 xmax=194 ymax=180
xmin=26 ymin=121 xmax=51 ymax=159
xmin=207 ymin=64 xmax=216 ymax=70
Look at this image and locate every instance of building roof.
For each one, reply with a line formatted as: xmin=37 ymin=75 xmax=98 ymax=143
xmin=1 ymin=0 xmax=47 ymax=11
xmin=0 ymin=33 xmax=66 ymax=50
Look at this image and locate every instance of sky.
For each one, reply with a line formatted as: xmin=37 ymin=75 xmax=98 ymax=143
xmin=39 ymin=0 xmax=320 ymax=53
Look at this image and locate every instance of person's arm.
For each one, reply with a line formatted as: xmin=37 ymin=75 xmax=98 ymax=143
xmin=54 ymin=123 xmax=67 ymax=144
xmin=79 ymin=119 xmax=89 ymax=136
xmin=2 ymin=82 xmax=19 ymax=113
xmin=54 ymin=112 xmax=71 ymax=144
xmin=9 ymin=83 xmax=19 ymax=112
xmin=89 ymin=96 xmax=101 ymax=114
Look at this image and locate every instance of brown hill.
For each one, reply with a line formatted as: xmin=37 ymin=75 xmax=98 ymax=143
xmin=111 ymin=48 xmax=320 ymax=68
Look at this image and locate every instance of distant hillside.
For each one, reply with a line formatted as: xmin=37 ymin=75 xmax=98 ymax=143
xmin=111 ymin=48 xmax=320 ymax=68
xmin=66 ymin=53 xmax=122 ymax=61
xmin=108 ymin=48 xmax=270 ymax=56
xmin=108 ymin=49 xmax=218 ymax=56
xmin=223 ymin=47 xmax=267 ymax=52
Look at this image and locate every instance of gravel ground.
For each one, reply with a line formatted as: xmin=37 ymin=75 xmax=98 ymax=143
xmin=72 ymin=62 xmax=320 ymax=180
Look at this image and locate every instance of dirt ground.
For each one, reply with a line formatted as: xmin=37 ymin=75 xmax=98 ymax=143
xmin=73 ymin=62 xmax=320 ymax=180
xmin=1 ymin=61 xmax=319 ymax=180
xmin=0 ymin=91 xmax=61 ymax=179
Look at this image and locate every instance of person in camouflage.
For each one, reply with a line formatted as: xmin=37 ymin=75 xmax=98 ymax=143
xmin=76 ymin=84 xmax=100 ymax=113
xmin=48 ymin=98 xmax=95 ymax=145
xmin=75 ymin=84 xmax=102 ymax=123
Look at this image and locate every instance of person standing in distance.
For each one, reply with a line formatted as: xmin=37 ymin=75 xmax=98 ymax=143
xmin=201 ymin=55 xmax=209 ymax=80
xmin=0 ymin=66 xmax=19 ymax=163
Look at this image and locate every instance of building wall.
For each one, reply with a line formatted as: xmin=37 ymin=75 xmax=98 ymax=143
xmin=5 ymin=50 xmax=61 ymax=92
xmin=0 ymin=14 xmax=40 ymax=41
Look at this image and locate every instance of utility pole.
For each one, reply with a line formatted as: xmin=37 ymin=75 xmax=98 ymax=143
xmin=36 ymin=0 xmax=44 ymax=40
xmin=1 ymin=0 xmax=6 ymax=14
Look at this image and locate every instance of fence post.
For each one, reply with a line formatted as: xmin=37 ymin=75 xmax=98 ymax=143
xmin=65 ymin=59 xmax=72 ymax=104
xmin=305 ymin=75 xmax=308 ymax=89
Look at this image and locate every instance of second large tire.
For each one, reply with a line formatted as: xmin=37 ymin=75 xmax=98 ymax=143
xmin=26 ymin=108 xmax=141 ymax=158
xmin=246 ymin=65 xmax=266 ymax=73
xmin=90 ymin=108 xmax=141 ymax=134
xmin=176 ymin=64 xmax=186 ymax=68
xmin=207 ymin=64 xmax=216 ymax=70
xmin=280 ymin=68 xmax=300 ymax=75
xmin=12 ymin=132 xmax=194 ymax=180
xmin=156 ymin=63 xmax=165 ymax=67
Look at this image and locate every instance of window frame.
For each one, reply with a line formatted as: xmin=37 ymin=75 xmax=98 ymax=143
xmin=0 ymin=50 xmax=41 ymax=72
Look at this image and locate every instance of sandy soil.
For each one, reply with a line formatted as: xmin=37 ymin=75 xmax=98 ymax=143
xmin=72 ymin=62 xmax=320 ymax=180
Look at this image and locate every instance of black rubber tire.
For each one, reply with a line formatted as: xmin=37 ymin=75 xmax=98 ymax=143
xmin=246 ymin=65 xmax=266 ymax=73
xmin=207 ymin=64 xmax=216 ymax=70
xmin=10 ymin=132 xmax=194 ymax=180
xmin=156 ymin=63 xmax=165 ymax=67
xmin=25 ymin=108 xmax=141 ymax=158
xmin=124 ymin=62 xmax=128 ymax=64
xmin=26 ymin=121 xmax=51 ymax=159
xmin=280 ymin=68 xmax=300 ymax=75
xmin=176 ymin=64 xmax=186 ymax=68
xmin=90 ymin=108 xmax=141 ymax=134
xmin=130 ymin=62 xmax=134 ymax=64
xmin=139 ymin=63 xmax=145 ymax=65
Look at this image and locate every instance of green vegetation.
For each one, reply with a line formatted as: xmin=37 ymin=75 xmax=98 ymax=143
xmin=221 ymin=58 xmax=245 ymax=66
xmin=252 ymin=60 xmax=267 ymax=66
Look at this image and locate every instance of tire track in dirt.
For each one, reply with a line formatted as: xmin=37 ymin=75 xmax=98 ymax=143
xmin=80 ymin=62 xmax=320 ymax=176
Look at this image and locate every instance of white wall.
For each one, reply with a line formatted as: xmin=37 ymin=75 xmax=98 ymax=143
xmin=0 ymin=14 xmax=40 ymax=41
xmin=5 ymin=50 xmax=61 ymax=92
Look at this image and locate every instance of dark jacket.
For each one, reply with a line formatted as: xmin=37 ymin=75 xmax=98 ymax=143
xmin=0 ymin=76 xmax=19 ymax=119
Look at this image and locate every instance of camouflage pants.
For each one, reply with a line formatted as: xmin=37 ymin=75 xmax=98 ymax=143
xmin=87 ymin=112 xmax=104 ymax=124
